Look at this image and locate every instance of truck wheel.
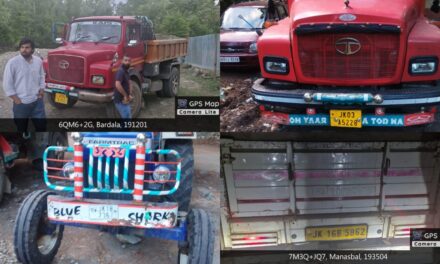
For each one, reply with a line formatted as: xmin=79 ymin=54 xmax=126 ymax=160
xmin=106 ymin=80 xmax=143 ymax=118
xmin=14 ymin=190 xmax=64 ymax=264
xmin=0 ymin=158 xmax=5 ymax=204
xmin=159 ymin=67 xmax=180 ymax=97
xmin=164 ymin=140 xmax=194 ymax=212
xmin=47 ymin=93 xmax=78 ymax=109
xmin=178 ymin=209 xmax=214 ymax=264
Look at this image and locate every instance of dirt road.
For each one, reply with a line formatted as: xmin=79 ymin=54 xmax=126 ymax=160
xmin=0 ymin=141 xmax=220 ymax=264
xmin=0 ymin=50 xmax=217 ymax=119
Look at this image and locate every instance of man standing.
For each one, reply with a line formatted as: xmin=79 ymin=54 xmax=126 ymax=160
xmin=114 ymin=55 xmax=133 ymax=119
xmin=3 ymin=38 xmax=46 ymax=131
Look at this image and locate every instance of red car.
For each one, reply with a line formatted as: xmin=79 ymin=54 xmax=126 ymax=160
xmin=220 ymin=1 xmax=288 ymax=69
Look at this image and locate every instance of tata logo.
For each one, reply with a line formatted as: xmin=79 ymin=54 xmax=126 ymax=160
xmin=58 ymin=60 xmax=70 ymax=70
xmin=339 ymin=14 xmax=356 ymax=21
xmin=335 ymin=37 xmax=361 ymax=55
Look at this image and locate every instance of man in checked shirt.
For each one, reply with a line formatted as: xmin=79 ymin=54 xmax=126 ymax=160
xmin=3 ymin=37 xmax=46 ymax=131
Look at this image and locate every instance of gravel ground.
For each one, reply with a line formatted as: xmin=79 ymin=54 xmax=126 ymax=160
xmin=0 ymin=49 xmax=214 ymax=119
xmin=0 ymin=141 xmax=220 ymax=264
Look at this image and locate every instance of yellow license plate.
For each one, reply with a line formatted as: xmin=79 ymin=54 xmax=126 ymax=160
xmin=54 ymin=93 xmax=68 ymax=104
xmin=305 ymin=225 xmax=368 ymax=241
xmin=330 ymin=110 xmax=362 ymax=128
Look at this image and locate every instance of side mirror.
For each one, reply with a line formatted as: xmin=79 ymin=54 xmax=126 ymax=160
xmin=256 ymin=30 xmax=263 ymax=36
xmin=52 ymin=22 xmax=68 ymax=44
xmin=128 ymin=39 xmax=138 ymax=47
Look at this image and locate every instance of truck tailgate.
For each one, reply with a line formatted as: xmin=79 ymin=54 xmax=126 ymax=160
xmin=222 ymin=141 xmax=440 ymax=217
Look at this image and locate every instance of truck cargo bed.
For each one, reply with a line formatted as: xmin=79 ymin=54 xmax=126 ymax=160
xmin=145 ymin=39 xmax=188 ymax=63
xmin=221 ymin=139 xmax=440 ymax=248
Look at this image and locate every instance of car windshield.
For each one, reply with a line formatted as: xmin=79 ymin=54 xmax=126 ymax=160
xmin=68 ymin=21 xmax=121 ymax=44
xmin=221 ymin=6 xmax=266 ymax=30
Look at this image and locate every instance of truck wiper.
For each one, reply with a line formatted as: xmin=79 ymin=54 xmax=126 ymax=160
xmin=238 ymin=14 xmax=257 ymax=30
xmin=95 ymin=35 xmax=118 ymax=44
xmin=222 ymin=27 xmax=244 ymax=30
xmin=74 ymin=34 xmax=91 ymax=43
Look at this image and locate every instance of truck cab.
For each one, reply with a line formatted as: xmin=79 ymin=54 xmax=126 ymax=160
xmin=44 ymin=16 xmax=187 ymax=118
xmin=252 ymin=0 xmax=440 ymax=128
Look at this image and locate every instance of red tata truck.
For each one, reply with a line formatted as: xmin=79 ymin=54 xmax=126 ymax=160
xmin=44 ymin=16 xmax=187 ymax=118
xmin=252 ymin=0 xmax=440 ymax=128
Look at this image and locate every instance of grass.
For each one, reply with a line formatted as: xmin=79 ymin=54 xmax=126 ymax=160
xmin=178 ymin=66 xmax=219 ymax=96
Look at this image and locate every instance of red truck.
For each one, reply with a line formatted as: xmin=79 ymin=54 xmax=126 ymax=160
xmin=44 ymin=16 xmax=187 ymax=118
xmin=252 ymin=0 xmax=440 ymax=128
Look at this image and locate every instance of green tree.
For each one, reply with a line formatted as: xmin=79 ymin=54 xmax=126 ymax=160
xmin=160 ymin=14 xmax=190 ymax=37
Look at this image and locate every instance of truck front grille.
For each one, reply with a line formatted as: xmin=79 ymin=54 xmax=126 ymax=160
xmin=297 ymin=33 xmax=400 ymax=81
xmin=221 ymin=44 xmax=247 ymax=53
xmin=43 ymin=144 xmax=182 ymax=200
xmin=48 ymin=55 xmax=85 ymax=85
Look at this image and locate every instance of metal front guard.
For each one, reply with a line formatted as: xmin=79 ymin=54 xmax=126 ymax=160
xmin=43 ymin=145 xmax=182 ymax=198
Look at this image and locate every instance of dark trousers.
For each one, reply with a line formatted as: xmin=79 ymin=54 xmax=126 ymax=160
xmin=13 ymin=98 xmax=46 ymax=132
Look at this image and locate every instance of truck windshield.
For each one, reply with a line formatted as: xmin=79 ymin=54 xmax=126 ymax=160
xmin=68 ymin=21 xmax=122 ymax=44
xmin=221 ymin=6 xmax=266 ymax=30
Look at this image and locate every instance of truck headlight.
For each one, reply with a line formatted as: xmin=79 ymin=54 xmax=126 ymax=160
xmin=112 ymin=52 xmax=119 ymax=64
xmin=62 ymin=162 xmax=75 ymax=180
xmin=249 ymin=42 xmax=258 ymax=53
xmin=263 ymin=57 xmax=289 ymax=75
xmin=92 ymin=75 xmax=105 ymax=85
xmin=409 ymin=57 xmax=438 ymax=75
xmin=152 ymin=165 xmax=171 ymax=182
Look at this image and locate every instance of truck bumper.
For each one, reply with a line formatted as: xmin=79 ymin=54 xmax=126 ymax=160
xmin=252 ymin=78 xmax=440 ymax=127
xmin=222 ymin=211 xmax=435 ymax=249
xmin=47 ymin=195 xmax=179 ymax=229
xmin=45 ymin=83 xmax=113 ymax=103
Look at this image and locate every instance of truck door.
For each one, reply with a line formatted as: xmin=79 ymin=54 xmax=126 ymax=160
xmin=124 ymin=23 xmax=144 ymax=70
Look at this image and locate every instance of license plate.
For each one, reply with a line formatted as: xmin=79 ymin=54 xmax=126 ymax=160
xmin=330 ymin=110 xmax=362 ymax=128
xmin=47 ymin=83 xmax=69 ymax=90
xmin=305 ymin=225 xmax=368 ymax=241
xmin=47 ymin=196 xmax=178 ymax=228
xmin=220 ymin=56 xmax=240 ymax=63
xmin=54 ymin=93 xmax=68 ymax=104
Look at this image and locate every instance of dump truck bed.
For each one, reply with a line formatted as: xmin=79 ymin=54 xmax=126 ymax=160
xmin=145 ymin=39 xmax=188 ymax=63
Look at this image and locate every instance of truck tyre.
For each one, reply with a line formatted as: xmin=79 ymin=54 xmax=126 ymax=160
xmin=47 ymin=93 xmax=78 ymax=109
xmin=164 ymin=140 xmax=194 ymax=212
xmin=158 ymin=67 xmax=180 ymax=97
xmin=0 ymin=158 xmax=5 ymax=204
xmin=106 ymin=80 xmax=143 ymax=118
xmin=178 ymin=209 xmax=214 ymax=264
xmin=14 ymin=190 xmax=64 ymax=264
